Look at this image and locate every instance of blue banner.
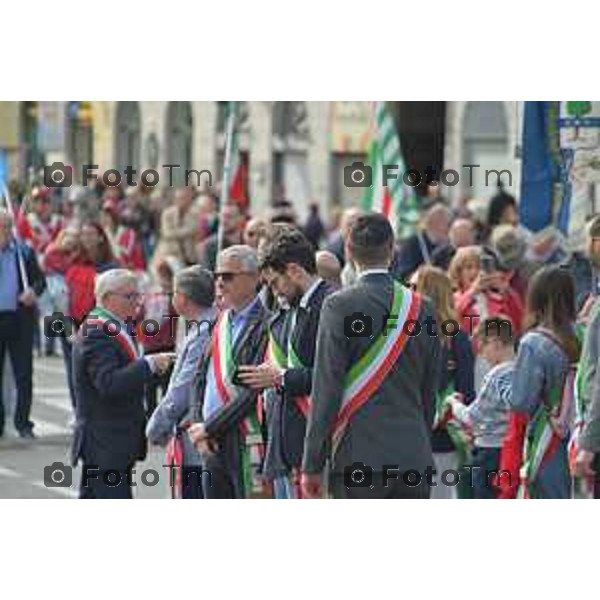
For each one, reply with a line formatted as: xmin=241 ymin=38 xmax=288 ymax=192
xmin=519 ymin=101 xmax=573 ymax=234
xmin=519 ymin=101 xmax=555 ymax=232
xmin=0 ymin=148 xmax=6 ymax=189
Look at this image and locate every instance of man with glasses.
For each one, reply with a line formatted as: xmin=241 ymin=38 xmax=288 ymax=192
xmin=71 ymin=269 xmax=174 ymax=499
xmin=188 ymin=245 xmax=270 ymax=498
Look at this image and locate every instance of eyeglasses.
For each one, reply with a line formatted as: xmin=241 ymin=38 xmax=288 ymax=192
xmin=111 ymin=291 xmax=142 ymax=301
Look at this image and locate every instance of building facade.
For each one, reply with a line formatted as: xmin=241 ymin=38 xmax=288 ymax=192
xmin=0 ymin=101 xmax=522 ymax=220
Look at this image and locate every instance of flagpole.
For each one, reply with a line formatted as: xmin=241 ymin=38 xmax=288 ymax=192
xmin=0 ymin=182 xmax=31 ymax=290
xmin=217 ymin=102 xmax=237 ymax=254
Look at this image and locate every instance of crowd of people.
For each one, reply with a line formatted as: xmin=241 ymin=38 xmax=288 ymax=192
xmin=3 ymin=177 xmax=600 ymax=499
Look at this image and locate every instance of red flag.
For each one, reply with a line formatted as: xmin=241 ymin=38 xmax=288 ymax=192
xmin=229 ymin=160 xmax=248 ymax=210
xmin=15 ymin=207 xmax=34 ymax=243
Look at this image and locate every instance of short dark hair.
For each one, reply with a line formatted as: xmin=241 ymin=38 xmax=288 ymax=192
xmin=258 ymin=228 xmax=317 ymax=275
xmin=175 ymin=266 xmax=215 ymax=308
xmin=349 ymin=212 xmax=394 ymax=266
xmin=487 ymin=192 xmax=517 ymax=228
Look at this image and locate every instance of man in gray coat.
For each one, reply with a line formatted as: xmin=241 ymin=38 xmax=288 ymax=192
xmin=146 ymin=266 xmax=216 ymax=498
xmin=301 ymin=213 xmax=441 ymax=499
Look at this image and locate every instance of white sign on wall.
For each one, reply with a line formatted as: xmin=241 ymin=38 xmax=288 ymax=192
xmin=37 ymin=101 xmax=66 ymax=152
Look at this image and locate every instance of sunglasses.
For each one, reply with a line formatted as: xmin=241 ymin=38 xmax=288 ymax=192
xmin=215 ymin=271 xmax=253 ymax=282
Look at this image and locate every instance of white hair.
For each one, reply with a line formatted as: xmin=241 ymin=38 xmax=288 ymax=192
xmin=95 ymin=269 xmax=138 ymax=305
xmin=218 ymin=244 xmax=259 ymax=272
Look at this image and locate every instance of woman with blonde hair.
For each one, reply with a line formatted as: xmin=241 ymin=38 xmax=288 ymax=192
xmin=449 ymin=245 xmax=480 ymax=292
xmin=414 ymin=265 xmax=475 ymax=499
xmin=451 ymin=245 xmax=523 ymax=339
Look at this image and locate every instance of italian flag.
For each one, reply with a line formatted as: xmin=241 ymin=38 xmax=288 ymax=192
xmin=362 ymin=101 xmax=420 ymax=239
xmin=224 ymin=102 xmax=248 ymax=211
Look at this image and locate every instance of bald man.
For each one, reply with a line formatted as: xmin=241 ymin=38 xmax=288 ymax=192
xmin=396 ymin=202 xmax=451 ymax=280
xmin=432 ymin=217 xmax=476 ymax=270
xmin=326 ymin=207 xmax=365 ymax=266
xmin=316 ymin=250 xmax=342 ymax=288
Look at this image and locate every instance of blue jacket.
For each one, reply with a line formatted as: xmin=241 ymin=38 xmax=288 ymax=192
xmin=146 ymin=308 xmax=216 ymax=465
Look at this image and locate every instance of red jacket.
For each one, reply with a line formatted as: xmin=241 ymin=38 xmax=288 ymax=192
xmin=454 ymin=287 xmax=523 ymax=338
xmin=65 ymin=262 xmax=97 ymax=324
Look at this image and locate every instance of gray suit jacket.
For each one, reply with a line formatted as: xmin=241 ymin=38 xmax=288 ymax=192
xmin=146 ymin=307 xmax=217 ymax=465
xmin=302 ymin=272 xmax=441 ymax=476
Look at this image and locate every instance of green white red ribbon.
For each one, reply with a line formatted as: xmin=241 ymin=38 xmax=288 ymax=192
xmin=85 ymin=306 xmax=139 ymax=361
xmin=332 ymin=283 xmax=421 ymax=454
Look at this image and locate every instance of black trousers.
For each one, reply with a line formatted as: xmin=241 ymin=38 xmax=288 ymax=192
xmin=180 ymin=466 xmax=206 ymax=499
xmin=79 ymin=466 xmax=134 ymax=499
xmin=0 ymin=310 xmax=35 ymax=435
xmin=60 ymin=333 xmax=76 ymax=407
xmin=201 ymin=432 xmax=245 ymax=499
xmin=329 ymin=471 xmax=431 ymax=499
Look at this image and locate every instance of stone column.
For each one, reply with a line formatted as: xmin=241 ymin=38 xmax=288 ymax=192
xmin=307 ymin=101 xmax=331 ymax=219
xmin=248 ymin=101 xmax=272 ymax=215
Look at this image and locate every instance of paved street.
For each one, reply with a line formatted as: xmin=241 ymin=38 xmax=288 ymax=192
xmin=0 ymin=353 xmax=172 ymax=499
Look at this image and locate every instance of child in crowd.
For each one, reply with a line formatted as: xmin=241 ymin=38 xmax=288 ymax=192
xmin=448 ymin=318 xmax=515 ymax=499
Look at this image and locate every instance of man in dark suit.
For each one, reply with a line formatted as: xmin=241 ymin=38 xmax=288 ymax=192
xmin=188 ymin=245 xmax=270 ymax=498
xmin=71 ymin=268 xmax=174 ymax=499
xmin=238 ymin=227 xmax=336 ymax=497
xmin=301 ymin=213 xmax=442 ymax=499
xmin=0 ymin=209 xmax=46 ymax=439
xmin=396 ymin=201 xmax=451 ymax=280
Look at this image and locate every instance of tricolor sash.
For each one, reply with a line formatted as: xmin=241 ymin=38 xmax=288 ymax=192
xmin=568 ymin=319 xmax=594 ymax=474
xmin=287 ymin=308 xmax=311 ymax=417
xmin=211 ymin=309 xmax=265 ymax=495
xmin=165 ymin=430 xmax=185 ymax=499
xmin=568 ymin=364 xmax=585 ymax=473
xmin=518 ymin=352 xmax=575 ymax=499
xmin=84 ymin=307 xmax=139 ymax=361
xmin=332 ymin=282 xmax=421 ymax=454
xmin=268 ymin=330 xmax=287 ymax=370
xmin=267 ymin=309 xmax=311 ymax=418
xmin=211 ymin=309 xmax=237 ymax=407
